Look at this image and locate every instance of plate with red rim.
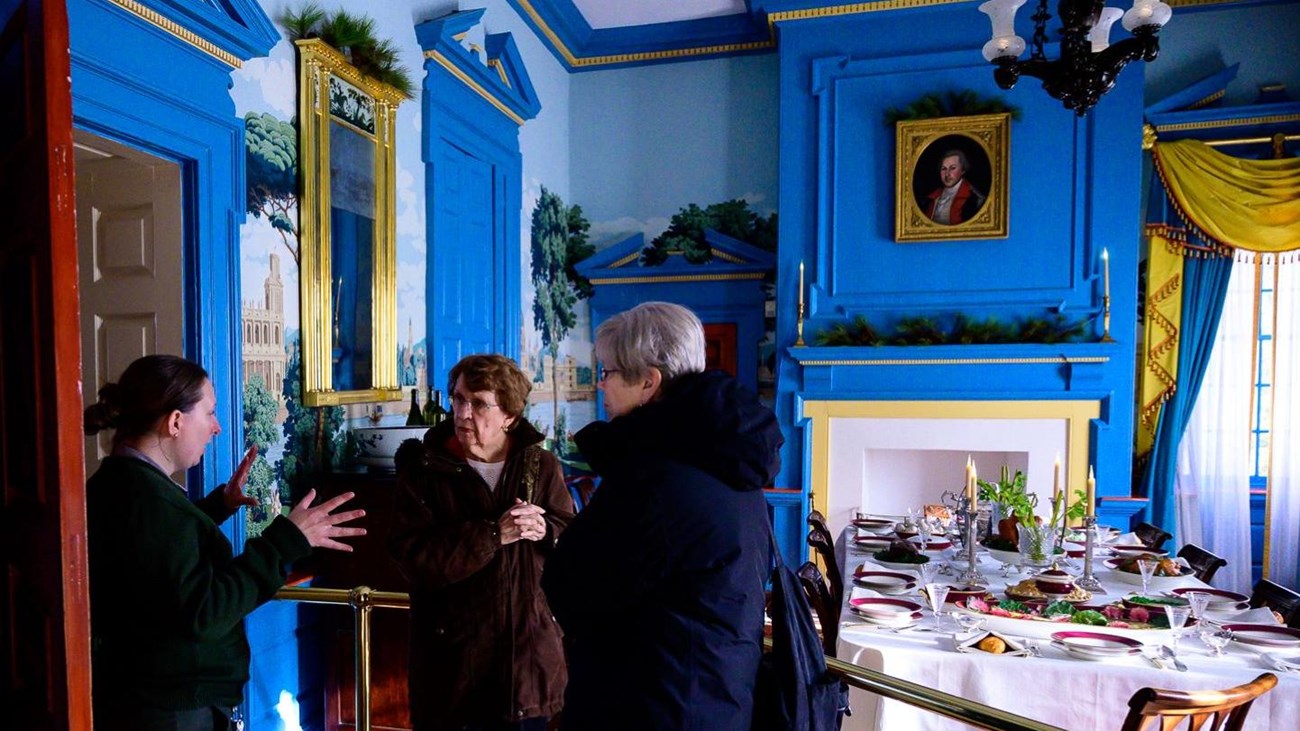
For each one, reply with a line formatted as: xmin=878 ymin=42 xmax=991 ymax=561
xmin=1170 ymin=587 xmax=1249 ymax=610
xmin=854 ymin=569 xmax=916 ymax=590
xmin=1109 ymin=544 xmax=1168 ymax=559
xmin=853 ymin=535 xmax=894 ymax=551
xmin=908 ymin=537 xmax=954 ymax=552
xmin=1050 ymin=631 xmax=1144 ymax=660
xmin=1222 ymin=624 xmax=1300 ymax=648
xmin=849 ymin=597 xmax=923 ymax=621
xmin=852 ymin=517 xmax=896 ymax=533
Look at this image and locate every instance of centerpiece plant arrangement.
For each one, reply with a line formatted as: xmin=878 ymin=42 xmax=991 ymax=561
xmin=978 ymin=467 xmax=1054 ymax=565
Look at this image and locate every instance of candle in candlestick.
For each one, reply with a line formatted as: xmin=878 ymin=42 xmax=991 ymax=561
xmin=970 ymin=464 xmax=978 ymax=504
xmin=1101 ymin=248 xmax=1110 ymax=301
xmin=1053 ymin=453 xmax=1062 ymax=503
xmin=1086 ymin=465 xmax=1096 ymax=517
xmin=798 ymin=260 xmax=805 ymax=311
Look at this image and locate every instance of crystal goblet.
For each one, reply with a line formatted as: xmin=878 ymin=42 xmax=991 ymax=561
xmin=923 ymin=583 xmax=950 ymax=631
xmin=1186 ymin=591 xmax=1212 ymax=622
xmin=1164 ymin=605 xmax=1191 ymax=650
xmin=1200 ymin=627 xmax=1232 ymax=656
xmin=1137 ymin=558 xmax=1158 ymax=596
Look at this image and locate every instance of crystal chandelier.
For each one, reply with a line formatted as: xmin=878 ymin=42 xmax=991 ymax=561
xmin=978 ymin=0 xmax=1172 ymax=115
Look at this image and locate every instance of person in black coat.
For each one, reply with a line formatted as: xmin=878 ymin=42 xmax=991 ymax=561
xmin=542 ymin=302 xmax=783 ymax=731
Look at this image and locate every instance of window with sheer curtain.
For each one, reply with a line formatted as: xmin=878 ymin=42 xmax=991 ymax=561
xmin=1177 ymin=259 xmax=1299 ymax=594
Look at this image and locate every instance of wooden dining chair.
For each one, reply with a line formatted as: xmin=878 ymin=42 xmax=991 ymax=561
xmin=1176 ymin=543 xmax=1228 ymax=584
xmin=1119 ymin=673 xmax=1277 ymax=731
xmin=1249 ymin=579 xmax=1300 ymax=629
xmin=806 ymin=527 xmax=844 ymax=610
xmin=1134 ymin=521 xmax=1173 ymax=551
xmin=796 ymin=561 xmax=839 ymax=655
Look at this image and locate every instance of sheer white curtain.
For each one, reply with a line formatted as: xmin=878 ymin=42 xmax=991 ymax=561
xmin=1175 ymin=262 xmax=1254 ymax=595
xmin=1268 ymin=261 xmax=1300 ymax=591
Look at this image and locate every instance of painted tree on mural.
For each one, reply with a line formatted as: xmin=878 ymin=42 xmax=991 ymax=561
xmin=530 ymin=186 xmax=592 ymax=449
xmin=642 ymin=199 xmax=778 ymax=265
xmin=278 ymin=337 xmax=346 ymax=501
xmin=241 ymin=374 xmax=282 ymax=535
xmin=245 ymin=111 xmax=300 ymax=264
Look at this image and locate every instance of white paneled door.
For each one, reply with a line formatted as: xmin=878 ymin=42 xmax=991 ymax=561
xmin=75 ymin=131 xmax=183 ymax=478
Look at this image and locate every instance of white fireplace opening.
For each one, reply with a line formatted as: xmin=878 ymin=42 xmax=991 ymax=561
xmin=804 ymin=400 xmax=1101 ymax=543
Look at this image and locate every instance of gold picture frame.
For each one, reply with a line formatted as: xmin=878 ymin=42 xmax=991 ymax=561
xmin=295 ymin=38 xmax=405 ymax=406
xmin=895 ymin=113 xmax=1009 ymax=242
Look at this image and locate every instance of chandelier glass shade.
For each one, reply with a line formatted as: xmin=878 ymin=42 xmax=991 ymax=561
xmin=978 ymin=0 xmax=1172 ymax=115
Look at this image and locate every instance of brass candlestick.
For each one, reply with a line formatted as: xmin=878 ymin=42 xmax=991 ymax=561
xmin=795 ymin=300 xmax=806 ymax=347
xmin=1100 ymin=294 xmax=1115 ymax=343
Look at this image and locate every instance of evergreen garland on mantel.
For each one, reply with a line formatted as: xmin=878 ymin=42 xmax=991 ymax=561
xmin=815 ymin=313 xmax=1088 ymax=347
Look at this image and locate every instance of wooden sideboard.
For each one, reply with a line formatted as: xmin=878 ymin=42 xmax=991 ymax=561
xmin=311 ymin=470 xmax=412 ymax=731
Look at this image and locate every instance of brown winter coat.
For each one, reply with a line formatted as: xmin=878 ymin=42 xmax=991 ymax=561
xmin=389 ymin=419 xmax=573 ymax=729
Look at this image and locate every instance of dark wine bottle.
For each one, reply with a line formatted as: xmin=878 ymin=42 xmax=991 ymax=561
xmin=424 ymin=388 xmax=449 ymax=426
xmin=405 ymin=388 xmax=422 ymax=426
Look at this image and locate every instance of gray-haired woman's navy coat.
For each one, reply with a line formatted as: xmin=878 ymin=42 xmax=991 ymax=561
xmin=543 ymin=370 xmax=783 ymax=731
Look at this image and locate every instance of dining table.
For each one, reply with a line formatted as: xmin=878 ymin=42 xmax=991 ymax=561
xmin=833 ymin=527 xmax=1300 ymax=731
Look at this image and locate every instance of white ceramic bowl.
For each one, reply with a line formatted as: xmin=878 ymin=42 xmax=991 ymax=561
xmin=354 ymin=425 xmax=430 ymax=470
xmin=986 ymin=547 xmax=1022 ymax=566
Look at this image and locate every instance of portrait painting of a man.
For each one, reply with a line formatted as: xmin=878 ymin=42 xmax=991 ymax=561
xmin=895 ymin=113 xmax=1008 ymax=242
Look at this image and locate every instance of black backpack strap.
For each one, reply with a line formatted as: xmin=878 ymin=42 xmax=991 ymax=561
xmin=767 ymin=520 xmax=785 ymax=570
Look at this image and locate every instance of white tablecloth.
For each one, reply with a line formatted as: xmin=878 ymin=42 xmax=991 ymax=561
xmin=834 ymin=532 xmax=1300 ymax=730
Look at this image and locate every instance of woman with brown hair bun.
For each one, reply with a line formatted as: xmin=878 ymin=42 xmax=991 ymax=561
xmin=390 ymin=354 xmax=573 ymax=731
xmin=84 ymin=354 xmax=366 ymax=731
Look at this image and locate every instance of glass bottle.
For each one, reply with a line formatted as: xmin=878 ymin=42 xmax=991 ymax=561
xmin=405 ymin=388 xmax=422 ymax=426
xmin=424 ymin=388 xmax=449 ymax=426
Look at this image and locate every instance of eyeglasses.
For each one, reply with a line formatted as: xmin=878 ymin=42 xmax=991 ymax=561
xmin=450 ymin=393 xmax=500 ymax=415
xmin=596 ymin=364 xmax=621 ymax=382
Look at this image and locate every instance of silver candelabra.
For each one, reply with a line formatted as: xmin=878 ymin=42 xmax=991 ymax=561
xmin=1075 ymin=515 xmax=1103 ymax=592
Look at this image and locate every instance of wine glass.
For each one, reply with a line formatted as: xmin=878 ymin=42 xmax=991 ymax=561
xmin=1201 ymin=626 xmax=1232 ymax=656
xmin=1164 ymin=605 xmax=1191 ymax=651
xmin=1186 ymin=592 xmax=1212 ymax=623
xmin=951 ymin=610 xmax=985 ymax=635
xmin=1137 ymin=558 xmax=1158 ymax=596
xmin=924 ymin=583 xmax=951 ymax=631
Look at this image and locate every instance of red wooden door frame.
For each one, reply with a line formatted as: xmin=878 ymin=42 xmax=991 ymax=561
xmin=0 ymin=0 xmax=92 ymax=728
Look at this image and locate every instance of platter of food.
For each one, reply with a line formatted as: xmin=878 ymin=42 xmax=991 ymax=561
xmin=954 ymin=596 xmax=1181 ymax=641
xmin=870 ymin=539 xmax=931 ymax=573
xmin=1004 ymin=578 xmax=1092 ymax=603
xmin=1108 ymin=543 xmax=1168 ymax=559
xmin=1104 ymin=556 xmax=1195 ymax=589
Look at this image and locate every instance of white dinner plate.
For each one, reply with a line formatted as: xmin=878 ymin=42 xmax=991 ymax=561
xmin=1224 ymin=624 xmax=1300 ymax=648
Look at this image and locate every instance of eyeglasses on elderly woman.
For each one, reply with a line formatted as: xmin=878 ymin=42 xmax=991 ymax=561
xmin=595 ymin=363 xmax=621 ymax=382
xmin=450 ymin=393 xmax=500 ymax=415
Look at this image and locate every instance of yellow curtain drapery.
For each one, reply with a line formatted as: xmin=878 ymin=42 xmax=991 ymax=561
xmin=1152 ymin=139 xmax=1300 ymax=254
xmin=1137 ymin=138 xmax=1300 ymax=455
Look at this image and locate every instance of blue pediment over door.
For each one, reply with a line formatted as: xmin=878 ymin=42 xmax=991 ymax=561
xmin=577 ymin=229 xmax=774 ymax=395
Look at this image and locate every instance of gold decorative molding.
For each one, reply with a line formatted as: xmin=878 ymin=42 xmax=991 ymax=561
xmin=609 ymin=251 xmax=641 ymax=268
xmin=768 ymin=0 xmax=966 ymax=29
xmin=1188 ymin=90 xmax=1225 ymax=110
xmin=108 ymin=0 xmax=241 ymax=68
xmin=797 ymin=356 xmax=1111 ymax=367
xmin=425 ymin=50 xmax=525 ymax=125
xmin=711 ymin=248 xmax=746 ymax=263
xmin=487 ymin=58 xmax=511 ymax=88
xmin=588 ymin=272 xmax=766 ymax=285
xmin=1153 ymin=114 xmax=1300 ymax=133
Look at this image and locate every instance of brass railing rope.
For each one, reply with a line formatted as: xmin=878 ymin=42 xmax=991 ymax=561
xmin=275 ymin=586 xmax=1059 ymax=731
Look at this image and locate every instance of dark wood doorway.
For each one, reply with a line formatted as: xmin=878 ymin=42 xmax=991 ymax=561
xmin=0 ymin=1 xmax=93 ymax=729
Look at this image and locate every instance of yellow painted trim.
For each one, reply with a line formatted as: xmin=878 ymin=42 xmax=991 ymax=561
xmin=610 ymin=251 xmax=642 ymax=268
xmin=768 ymin=0 xmax=966 ymax=29
xmin=1188 ymin=90 xmax=1226 ymax=110
xmin=108 ymin=0 xmax=241 ymax=68
xmin=711 ymin=248 xmax=746 ymax=263
xmin=1154 ymin=114 xmax=1300 ymax=133
xmin=589 ymin=273 xmax=766 ymax=285
xmin=797 ymin=356 xmax=1110 ymax=366
xmin=513 ymin=0 xmax=773 ymax=68
xmin=487 ymin=58 xmax=511 ymax=88
xmin=802 ymin=399 xmax=1103 ymax=525
xmin=425 ymin=50 xmax=525 ymax=126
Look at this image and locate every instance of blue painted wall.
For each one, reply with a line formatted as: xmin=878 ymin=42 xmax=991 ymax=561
xmin=769 ymin=8 xmax=1146 ymax=559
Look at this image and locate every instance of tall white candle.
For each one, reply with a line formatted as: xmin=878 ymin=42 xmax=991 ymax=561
xmin=1101 ymin=248 xmax=1110 ymax=301
xmin=1086 ymin=465 xmax=1096 ymax=517
xmin=798 ymin=260 xmax=805 ymax=311
xmin=1053 ymin=453 xmax=1062 ymax=503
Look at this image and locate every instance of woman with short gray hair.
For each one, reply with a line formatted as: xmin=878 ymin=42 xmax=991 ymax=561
xmin=543 ymin=301 xmax=783 ymax=731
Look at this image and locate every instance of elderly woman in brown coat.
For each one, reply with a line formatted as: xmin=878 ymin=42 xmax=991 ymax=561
xmin=390 ymin=354 xmax=574 ymax=731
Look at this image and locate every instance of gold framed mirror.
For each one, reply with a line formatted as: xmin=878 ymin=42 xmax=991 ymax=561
xmin=295 ymin=38 xmax=404 ymax=406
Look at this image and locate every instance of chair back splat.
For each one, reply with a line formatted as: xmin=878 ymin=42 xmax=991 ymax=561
xmin=1134 ymin=522 xmax=1173 ymax=551
xmin=1250 ymin=579 xmax=1300 ymax=629
xmin=1119 ymin=673 xmax=1277 ymax=731
xmin=1176 ymin=544 xmax=1228 ymax=584
xmin=796 ymin=561 xmax=839 ymax=655
xmin=805 ymin=515 xmax=843 ymax=609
